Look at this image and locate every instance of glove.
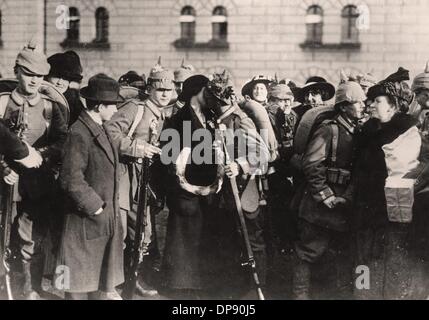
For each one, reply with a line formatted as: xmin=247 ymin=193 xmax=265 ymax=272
xmin=134 ymin=139 xmax=161 ymax=159
xmin=14 ymin=142 xmax=43 ymax=168
xmin=4 ymin=169 xmax=18 ymax=185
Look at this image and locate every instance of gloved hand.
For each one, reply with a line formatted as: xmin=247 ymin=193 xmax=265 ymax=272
xmin=225 ymin=161 xmax=241 ymax=178
xmin=14 ymin=142 xmax=43 ymax=168
xmin=4 ymin=169 xmax=18 ymax=185
xmin=135 ymin=139 xmax=162 ymax=159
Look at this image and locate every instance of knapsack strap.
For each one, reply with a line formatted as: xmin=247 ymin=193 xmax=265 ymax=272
xmin=127 ymin=103 xmax=145 ymax=139
xmin=330 ymin=123 xmax=339 ymax=166
xmin=43 ymin=99 xmax=53 ymax=133
xmin=0 ymin=94 xmax=10 ymax=119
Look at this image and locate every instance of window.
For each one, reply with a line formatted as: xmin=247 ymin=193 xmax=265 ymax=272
xmin=341 ymin=5 xmax=359 ymax=43
xmin=66 ymin=7 xmax=80 ymax=42
xmin=305 ymin=5 xmax=323 ymax=44
xmin=95 ymin=7 xmax=109 ymax=43
xmin=180 ymin=6 xmax=196 ymax=42
xmin=212 ymin=6 xmax=227 ymax=41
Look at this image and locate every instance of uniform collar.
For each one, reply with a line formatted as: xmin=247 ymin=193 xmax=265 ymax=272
xmin=336 ymin=114 xmax=357 ymax=134
xmin=11 ymin=88 xmax=41 ymax=106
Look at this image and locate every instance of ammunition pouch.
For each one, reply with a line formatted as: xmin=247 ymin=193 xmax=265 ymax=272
xmin=326 ymin=168 xmax=351 ymax=186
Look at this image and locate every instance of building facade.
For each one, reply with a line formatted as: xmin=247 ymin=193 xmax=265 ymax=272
xmin=0 ymin=0 xmax=428 ymax=91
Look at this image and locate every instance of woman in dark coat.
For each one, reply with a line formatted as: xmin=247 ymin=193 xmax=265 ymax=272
xmin=350 ymin=73 xmax=429 ymax=299
xmin=57 ymin=74 xmax=124 ymax=300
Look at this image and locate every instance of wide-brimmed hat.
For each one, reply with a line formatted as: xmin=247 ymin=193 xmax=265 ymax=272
xmin=80 ymin=73 xmax=124 ymax=104
xmin=177 ymin=74 xmax=209 ymax=103
xmin=367 ymin=67 xmax=413 ymax=105
xmin=295 ymin=76 xmax=335 ymax=103
xmin=241 ymin=75 xmax=272 ymax=98
xmin=47 ymin=51 xmax=83 ymax=82
xmin=15 ymin=39 xmax=50 ymax=76
xmin=118 ymin=70 xmax=146 ymax=91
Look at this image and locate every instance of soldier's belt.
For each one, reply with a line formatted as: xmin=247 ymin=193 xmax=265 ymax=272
xmin=326 ymin=168 xmax=351 ymax=186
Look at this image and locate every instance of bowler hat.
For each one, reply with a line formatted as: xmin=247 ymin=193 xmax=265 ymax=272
xmin=80 ymin=73 xmax=124 ymax=104
xmin=295 ymin=76 xmax=335 ymax=103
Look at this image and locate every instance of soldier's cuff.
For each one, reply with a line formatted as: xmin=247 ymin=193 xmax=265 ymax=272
xmin=126 ymin=139 xmax=146 ymax=158
xmin=235 ymin=157 xmax=250 ymax=175
xmin=312 ymin=187 xmax=335 ymax=202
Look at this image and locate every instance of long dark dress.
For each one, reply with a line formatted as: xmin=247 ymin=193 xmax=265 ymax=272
xmin=351 ymin=113 xmax=429 ymax=299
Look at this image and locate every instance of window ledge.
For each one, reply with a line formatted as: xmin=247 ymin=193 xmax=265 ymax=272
xmin=60 ymin=39 xmax=111 ymax=50
xmin=299 ymin=42 xmax=361 ymax=50
xmin=173 ymin=38 xmax=229 ymax=50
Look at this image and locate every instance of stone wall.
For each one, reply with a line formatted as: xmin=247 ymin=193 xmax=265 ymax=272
xmin=1 ymin=0 xmax=428 ymax=92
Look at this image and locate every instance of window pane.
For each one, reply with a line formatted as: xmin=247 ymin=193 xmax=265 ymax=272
xmin=341 ymin=5 xmax=359 ymax=42
xmin=180 ymin=6 xmax=195 ymax=41
xmin=181 ymin=22 xmax=195 ymax=41
xmin=212 ymin=6 xmax=227 ymax=40
xmin=96 ymin=7 xmax=109 ymax=42
xmin=67 ymin=7 xmax=80 ymax=41
xmin=306 ymin=5 xmax=323 ymax=43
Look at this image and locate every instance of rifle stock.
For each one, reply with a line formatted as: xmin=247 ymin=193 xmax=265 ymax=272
xmin=121 ymin=157 xmax=150 ymax=300
xmin=218 ymin=125 xmax=265 ymax=300
xmin=0 ymin=183 xmax=14 ymax=300
xmin=122 ymin=119 xmax=159 ymax=300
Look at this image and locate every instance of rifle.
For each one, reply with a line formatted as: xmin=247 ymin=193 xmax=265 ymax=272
xmin=122 ymin=119 xmax=159 ymax=300
xmin=217 ymin=123 xmax=265 ymax=300
xmin=0 ymin=181 xmax=14 ymax=300
xmin=0 ymin=104 xmax=28 ymax=300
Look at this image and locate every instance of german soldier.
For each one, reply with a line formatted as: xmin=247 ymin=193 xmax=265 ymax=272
xmin=0 ymin=40 xmax=67 ymax=299
xmin=105 ymin=58 xmax=174 ymax=297
xmin=292 ymin=72 xmax=366 ymax=299
xmin=164 ymin=59 xmax=195 ymax=117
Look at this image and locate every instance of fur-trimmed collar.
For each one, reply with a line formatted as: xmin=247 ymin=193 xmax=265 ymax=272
xmin=359 ymin=113 xmax=418 ymax=147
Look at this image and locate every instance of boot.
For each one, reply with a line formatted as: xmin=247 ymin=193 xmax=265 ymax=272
xmin=135 ymin=280 xmax=159 ymax=297
xmin=292 ymin=255 xmax=311 ymax=300
xmin=22 ymin=261 xmax=40 ymax=300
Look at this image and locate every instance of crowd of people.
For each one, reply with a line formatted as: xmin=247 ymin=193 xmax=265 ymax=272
xmin=1 ymin=39 xmax=429 ymax=300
